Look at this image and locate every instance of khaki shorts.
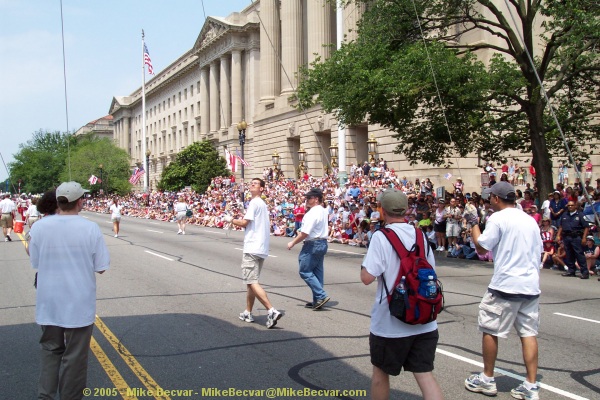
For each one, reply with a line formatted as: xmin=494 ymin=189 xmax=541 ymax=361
xmin=241 ymin=253 xmax=264 ymax=285
xmin=478 ymin=290 xmax=539 ymax=338
xmin=0 ymin=213 xmax=13 ymax=228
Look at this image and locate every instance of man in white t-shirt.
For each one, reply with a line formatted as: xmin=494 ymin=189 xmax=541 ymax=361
xmin=0 ymin=193 xmax=16 ymax=241
xmin=29 ymin=181 xmax=110 ymax=399
xmin=287 ymin=187 xmax=330 ymax=310
xmin=360 ymin=189 xmax=443 ymax=400
xmin=465 ymin=181 xmax=542 ymax=400
xmin=225 ymin=178 xmax=282 ymax=328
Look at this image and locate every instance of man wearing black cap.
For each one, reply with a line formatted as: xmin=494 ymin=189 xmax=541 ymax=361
xmin=287 ymin=187 xmax=330 ymax=310
xmin=464 ymin=182 xmax=542 ymax=399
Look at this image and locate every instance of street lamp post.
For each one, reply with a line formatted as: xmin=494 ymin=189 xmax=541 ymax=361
xmin=367 ymin=134 xmax=378 ymax=163
xmin=329 ymin=141 xmax=338 ymax=168
xmin=237 ymin=120 xmax=247 ymax=204
xmin=145 ymin=149 xmax=151 ymax=192
xmin=298 ymin=146 xmax=306 ymax=179
xmin=272 ymin=150 xmax=280 ymax=180
xmin=99 ymin=164 xmax=104 ymax=194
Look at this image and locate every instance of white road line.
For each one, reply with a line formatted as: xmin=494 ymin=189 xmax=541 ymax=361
xmin=234 ymin=247 xmax=277 ymax=257
xmin=328 ymin=248 xmax=365 ymax=255
xmin=144 ymin=251 xmax=173 ymax=261
xmin=437 ymin=349 xmax=589 ymax=400
xmin=554 ymin=312 xmax=600 ymax=324
xmin=147 ymin=229 xmax=164 ymax=234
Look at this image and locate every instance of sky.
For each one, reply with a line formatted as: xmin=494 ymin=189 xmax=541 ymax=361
xmin=0 ymin=0 xmax=252 ymax=183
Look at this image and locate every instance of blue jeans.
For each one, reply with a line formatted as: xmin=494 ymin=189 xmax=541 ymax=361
xmin=298 ymin=240 xmax=328 ymax=303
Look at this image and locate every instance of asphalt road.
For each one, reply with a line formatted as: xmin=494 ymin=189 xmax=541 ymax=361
xmin=1 ymin=212 xmax=599 ymax=400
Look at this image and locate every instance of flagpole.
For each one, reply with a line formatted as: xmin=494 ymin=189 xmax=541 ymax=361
xmin=141 ymin=29 xmax=148 ymax=193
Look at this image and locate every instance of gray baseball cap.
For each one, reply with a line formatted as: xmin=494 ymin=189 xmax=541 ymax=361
xmin=483 ymin=181 xmax=516 ymax=201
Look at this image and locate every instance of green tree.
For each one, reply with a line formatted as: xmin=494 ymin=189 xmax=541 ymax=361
xmin=60 ymin=135 xmax=131 ymax=195
xmin=158 ymin=140 xmax=230 ymax=193
xmin=8 ymin=130 xmax=75 ymax=193
xmin=297 ymin=0 xmax=599 ymax=200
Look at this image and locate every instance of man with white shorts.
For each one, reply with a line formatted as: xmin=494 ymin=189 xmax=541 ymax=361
xmin=464 ymin=181 xmax=542 ymax=400
xmin=225 ymin=178 xmax=282 ymax=329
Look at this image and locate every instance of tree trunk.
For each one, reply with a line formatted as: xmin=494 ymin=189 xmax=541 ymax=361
xmin=528 ymin=99 xmax=553 ymax=204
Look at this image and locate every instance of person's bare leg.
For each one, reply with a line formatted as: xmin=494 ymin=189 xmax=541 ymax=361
xmin=248 ymin=283 xmax=272 ymax=311
xmin=371 ymin=366 xmax=390 ymax=400
xmin=414 ymin=372 xmax=444 ymax=400
xmin=482 ymin=333 xmax=498 ymax=378
xmin=520 ymin=336 xmax=538 ymax=384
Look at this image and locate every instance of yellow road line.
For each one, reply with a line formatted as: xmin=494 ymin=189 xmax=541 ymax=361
xmin=94 ymin=315 xmax=171 ymax=400
xmin=90 ymin=336 xmax=138 ymax=400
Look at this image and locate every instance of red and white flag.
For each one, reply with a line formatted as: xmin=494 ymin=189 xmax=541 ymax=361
xmin=224 ymin=148 xmax=236 ymax=172
xmin=88 ymin=175 xmax=98 ymax=185
xmin=236 ymin=149 xmax=251 ymax=167
xmin=129 ymin=166 xmax=145 ymax=184
xmin=144 ymin=44 xmax=154 ymax=75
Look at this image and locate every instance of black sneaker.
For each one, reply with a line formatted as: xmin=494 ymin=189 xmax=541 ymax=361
xmin=305 ymin=302 xmax=313 ymax=308
xmin=313 ymin=296 xmax=330 ymax=310
xmin=580 ymin=274 xmax=589 ymax=279
xmin=561 ymin=272 xmax=576 ymax=277
xmin=6 ymin=235 xmax=11 ymax=242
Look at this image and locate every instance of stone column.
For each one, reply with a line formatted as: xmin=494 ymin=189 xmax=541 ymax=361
xmin=220 ymin=55 xmax=231 ymax=130
xmin=281 ymin=0 xmax=302 ymax=94
xmin=210 ymin=61 xmax=219 ymax=133
xmin=259 ymin=0 xmax=280 ymax=103
xmin=123 ymin=117 xmax=131 ymax=156
xmin=307 ymin=0 xmax=333 ymax=64
xmin=231 ymin=50 xmax=243 ymax=125
xmin=200 ymin=66 xmax=209 ymax=135
xmin=342 ymin=1 xmax=365 ymax=43
xmin=248 ymin=32 xmax=260 ymax=123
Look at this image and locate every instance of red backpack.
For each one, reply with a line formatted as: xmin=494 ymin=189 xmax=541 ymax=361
xmin=379 ymin=226 xmax=444 ymax=325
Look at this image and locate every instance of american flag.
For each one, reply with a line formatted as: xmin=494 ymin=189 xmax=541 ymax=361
xmin=236 ymin=149 xmax=251 ymax=167
xmin=144 ymin=44 xmax=154 ymax=75
xmin=444 ymin=173 xmax=453 ymax=180
xmin=88 ymin=175 xmax=101 ymax=185
xmin=129 ymin=166 xmax=145 ymax=184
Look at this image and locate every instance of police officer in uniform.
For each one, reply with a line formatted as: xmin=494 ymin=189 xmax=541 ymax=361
xmin=556 ymin=200 xmax=590 ymax=279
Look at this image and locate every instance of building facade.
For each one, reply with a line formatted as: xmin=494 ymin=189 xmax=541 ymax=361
xmin=109 ymin=1 xmax=564 ymax=193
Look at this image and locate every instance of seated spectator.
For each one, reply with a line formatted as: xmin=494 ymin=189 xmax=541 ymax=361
xmin=583 ymin=235 xmax=600 ymax=276
xmin=541 ymin=240 xmax=556 ymax=269
xmin=348 ymin=225 xmax=368 ymax=247
xmin=552 ymin=241 xmax=568 ymax=271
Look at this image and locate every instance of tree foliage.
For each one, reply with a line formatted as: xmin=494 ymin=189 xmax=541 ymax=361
xmin=60 ymin=135 xmax=132 ymax=195
xmin=8 ymin=130 xmax=75 ymax=194
xmin=157 ymin=140 xmax=230 ymax=193
xmin=297 ymin=0 xmax=599 ymax=199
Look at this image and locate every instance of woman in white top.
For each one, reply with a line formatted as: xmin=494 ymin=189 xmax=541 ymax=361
xmin=109 ymin=198 xmax=123 ymax=237
xmin=173 ymin=196 xmax=188 ymax=234
xmin=25 ymin=197 xmax=41 ymax=228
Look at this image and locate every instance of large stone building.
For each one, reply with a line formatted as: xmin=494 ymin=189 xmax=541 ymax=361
xmin=108 ymin=1 xmax=556 ymax=192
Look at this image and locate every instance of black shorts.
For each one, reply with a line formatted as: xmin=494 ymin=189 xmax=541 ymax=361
xmin=369 ymin=330 xmax=439 ymax=376
xmin=434 ymin=221 xmax=446 ymax=233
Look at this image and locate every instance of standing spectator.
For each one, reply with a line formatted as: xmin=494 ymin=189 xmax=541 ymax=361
xmin=541 ymin=193 xmax=553 ymax=220
xmin=292 ymin=200 xmax=306 ymax=237
xmin=433 ymin=200 xmax=447 ymax=251
xmin=444 ymin=198 xmax=462 ymax=249
xmin=556 ymin=200 xmax=590 ymax=279
xmin=287 ymin=188 xmax=330 ymax=310
xmin=173 ymin=196 xmax=189 ymax=235
xmin=558 ymin=161 xmax=569 ymax=186
xmin=0 ymin=193 xmax=16 ymax=241
xmin=549 ymin=191 xmax=567 ymax=228
xmin=29 ymin=181 xmax=110 ymax=399
xmin=584 ymin=159 xmax=593 ymax=183
xmin=109 ymin=198 xmax=123 ymax=238
xmin=454 ymin=177 xmax=464 ymax=195
xmin=508 ymin=162 xmax=516 ymax=185
xmin=360 ymin=189 xmax=443 ymax=400
xmin=25 ymin=197 xmax=41 ymax=228
xmin=465 ymin=182 xmax=542 ymax=399
xmin=225 ymin=178 xmax=282 ymax=328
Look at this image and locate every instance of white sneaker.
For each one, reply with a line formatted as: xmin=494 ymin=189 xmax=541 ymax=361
xmin=177 ymin=230 xmax=182 ymax=235
xmin=114 ymin=234 xmax=118 ymax=238
xmin=182 ymin=231 xmax=185 ymax=235
xmin=239 ymin=311 xmax=254 ymax=323
xmin=266 ymin=309 xmax=282 ymax=329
